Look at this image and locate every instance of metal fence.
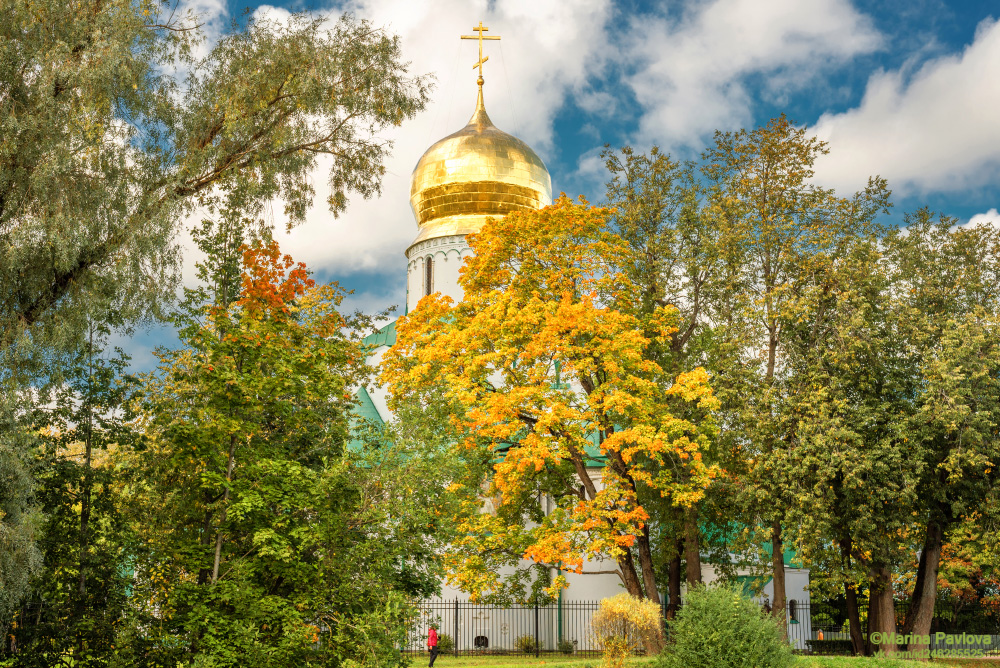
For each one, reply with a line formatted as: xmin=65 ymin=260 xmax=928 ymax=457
xmin=406 ymin=599 xmax=602 ymax=656
xmin=407 ymin=598 xmax=1000 ymax=656
xmin=783 ymin=601 xmax=1000 ymax=654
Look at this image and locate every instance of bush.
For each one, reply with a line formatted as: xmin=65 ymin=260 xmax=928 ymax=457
xmin=811 ymin=612 xmax=836 ymax=628
xmin=592 ymin=593 xmax=664 ymax=667
xmin=515 ymin=633 xmax=537 ymax=653
xmin=654 ymin=583 xmax=793 ymax=668
xmin=435 ymin=632 xmax=454 ymax=654
xmin=557 ymin=637 xmax=575 ymax=654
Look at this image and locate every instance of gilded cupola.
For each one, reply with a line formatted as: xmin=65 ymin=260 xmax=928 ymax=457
xmin=407 ymin=86 xmax=552 ymax=247
xmin=404 ymin=23 xmax=552 ymax=314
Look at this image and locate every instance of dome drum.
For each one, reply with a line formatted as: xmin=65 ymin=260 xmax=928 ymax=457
xmin=413 ymin=181 xmax=546 ymax=225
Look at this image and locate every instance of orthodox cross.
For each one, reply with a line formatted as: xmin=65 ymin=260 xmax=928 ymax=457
xmin=461 ymin=22 xmax=501 ymax=84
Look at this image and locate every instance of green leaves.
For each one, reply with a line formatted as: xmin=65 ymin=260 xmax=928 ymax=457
xmin=0 ymin=2 xmax=428 ymax=368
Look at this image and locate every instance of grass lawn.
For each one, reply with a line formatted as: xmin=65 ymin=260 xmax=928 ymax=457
xmin=415 ymin=655 xmax=998 ymax=668
xmin=796 ymin=657 xmax=998 ymax=668
xmin=409 ymin=655 xmax=652 ymax=668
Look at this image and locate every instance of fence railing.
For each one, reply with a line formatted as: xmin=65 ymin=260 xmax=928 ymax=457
xmin=407 ymin=598 xmax=1000 ymax=656
xmin=407 ymin=599 xmax=602 ymax=656
xmin=792 ymin=601 xmax=1000 ymax=655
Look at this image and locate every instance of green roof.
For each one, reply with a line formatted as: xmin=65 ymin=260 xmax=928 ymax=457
xmin=346 ymin=385 xmax=384 ymax=451
xmin=352 ymin=386 xmax=383 ymax=426
xmin=735 ymin=574 xmax=773 ymax=596
xmin=363 ymin=320 xmax=397 ymax=348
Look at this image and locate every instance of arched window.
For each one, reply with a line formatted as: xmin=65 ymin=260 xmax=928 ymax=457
xmin=424 ymin=256 xmax=434 ymax=296
xmin=788 ymin=599 xmax=798 ymax=623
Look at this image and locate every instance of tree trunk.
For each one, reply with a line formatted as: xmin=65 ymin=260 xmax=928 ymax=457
xmin=770 ymin=519 xmax=787 ymax=635
xmin=839 ymin=537 xmax=864 ymax=656
xmin=211 ymin=434 xmax=237 ymax=583
xmin=78 ymin=329 xmax=94 ymax=598
xmin=635 ymin=526 xmax=665 ymax=654
xmin=667 ymin=538 xmax=682 ymax=620
xmin=636 ymin=528 xmax=661 ymax=602
xmin=78 ymin=414 xmax=93 ymax=597
xmin=869 ymin=566 xmax=898 ymax=656
xmin=197 ymin=507 xmax=215 ymax=585
xmin=684 ymin=508 xmax=702 ymax=585
xmin=844 ymin=582 xmax=865 ymax=656
xmin=901 ymin=520 xmax=943 ymax=656
xmin=616 ymin=549 xmax=645 ymax=598
xmin=865 ymin=589 xmax=879 ymax=656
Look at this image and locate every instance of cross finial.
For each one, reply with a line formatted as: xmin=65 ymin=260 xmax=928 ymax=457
xmin=461 ymin=21 xmax=501 ymax=87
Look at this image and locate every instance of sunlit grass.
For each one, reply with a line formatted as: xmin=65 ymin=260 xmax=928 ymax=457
xmin=414 ymin=654 xmax=998 ymax=668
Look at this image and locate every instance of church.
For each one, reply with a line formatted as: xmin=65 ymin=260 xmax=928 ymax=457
xmin=350 ymin=24 xmax=811 ymax=651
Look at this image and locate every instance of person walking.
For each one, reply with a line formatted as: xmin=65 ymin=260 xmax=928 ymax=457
xmin=428 ymin=624 xmax=440 ymax=667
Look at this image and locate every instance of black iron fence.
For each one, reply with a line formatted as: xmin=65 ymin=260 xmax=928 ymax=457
xmin=406 ymin=599 xmax=602 ymax=656
xmin=407 ymin=598 xmax=1000 ymax=656
xmin=792 ymin=601 xmax=1000 ymax=655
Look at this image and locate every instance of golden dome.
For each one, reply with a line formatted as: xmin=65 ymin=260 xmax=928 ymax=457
xmin=408 ymin=87 xmax=552 ymax=247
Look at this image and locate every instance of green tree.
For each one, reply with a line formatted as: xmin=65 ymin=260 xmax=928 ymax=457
xmin=886 ymin=212 xmax=1000 ymax=652
xmin=0 ymin=402 xmax=42 ymax=641
xmin=777 ymin=230 xmax=917 ymax=655
xmin=125 ymin=235 xmax=450 ymax=666
xmin=702 ymin=115 xmax=890 ymax=629
xmin=0 ymin=1 xmax=428 ymax=356
xmin=778 ymin=211 xmax=1000 ymax=655
xmin=10 ymin=328 xmax=139 ymax=666
xmin=0 ymin=0 xmax=428 ymax=620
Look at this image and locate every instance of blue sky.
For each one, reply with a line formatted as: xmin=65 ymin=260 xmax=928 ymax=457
xmin=124 ymin=0 xmax=1000 ymax=370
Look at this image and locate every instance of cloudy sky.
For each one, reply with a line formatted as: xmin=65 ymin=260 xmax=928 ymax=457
xmin=126 ymin=0 xmax=1000 ymax=369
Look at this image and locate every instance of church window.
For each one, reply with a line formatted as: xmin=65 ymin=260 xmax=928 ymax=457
xmin=424 ymin=256 xmax=434 ymax=296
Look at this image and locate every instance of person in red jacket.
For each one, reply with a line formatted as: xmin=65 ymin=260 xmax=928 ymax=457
xmin=428 ymin=624 xmax=440 ymax=667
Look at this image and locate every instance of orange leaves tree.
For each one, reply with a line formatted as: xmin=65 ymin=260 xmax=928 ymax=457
xmin=383 ymin=196 xmax=719 ymax=616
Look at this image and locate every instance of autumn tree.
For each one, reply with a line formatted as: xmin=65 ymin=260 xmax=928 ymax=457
xmin=383 ymin=197 xmax=719 ymax=652
xmin=602 ymin=146 xmax=724 ymax=612
xmin=119 ymin=237 xmax=442 ymax=666
xmin=702 ymin=115 xmax=890 ymax=628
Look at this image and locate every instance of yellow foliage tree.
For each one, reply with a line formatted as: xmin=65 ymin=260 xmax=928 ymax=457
xmin=382 ymin=197 xmax=718 ymax=637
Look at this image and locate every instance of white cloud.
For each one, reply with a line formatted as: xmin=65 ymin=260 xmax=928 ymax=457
xmin=812 ymin=17 xmax=1000 ymax=196
xmin=624 ymin=0 xmax=881 ymax=149
xmin=964 ymin=207 xmax=999 ymax=228
xmin=175 ymin=0 xmax=229 ymax=60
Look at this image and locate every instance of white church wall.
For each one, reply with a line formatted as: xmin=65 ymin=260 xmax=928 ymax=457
xmin=405 ymin=235 xmax=470 ymax=313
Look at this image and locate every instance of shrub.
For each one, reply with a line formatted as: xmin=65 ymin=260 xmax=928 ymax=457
xmin=557 ymin=637 xmax=575 ymax=654
xmin=811 ymin=612 xmax=836 ymax=628
xmin=515 ymin=633 xmax=537 ymax=653
xmin=592 ymin=593 xmax=664 ymax=667
xmin=436 ymin=632 xmax=454 ymax=654
xmin=654 ymin=583 xmax=793 ymax=668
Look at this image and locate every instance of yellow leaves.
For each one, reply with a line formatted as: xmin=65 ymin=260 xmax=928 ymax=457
xmin=384 ymin=195 xmax=723 ymax=600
